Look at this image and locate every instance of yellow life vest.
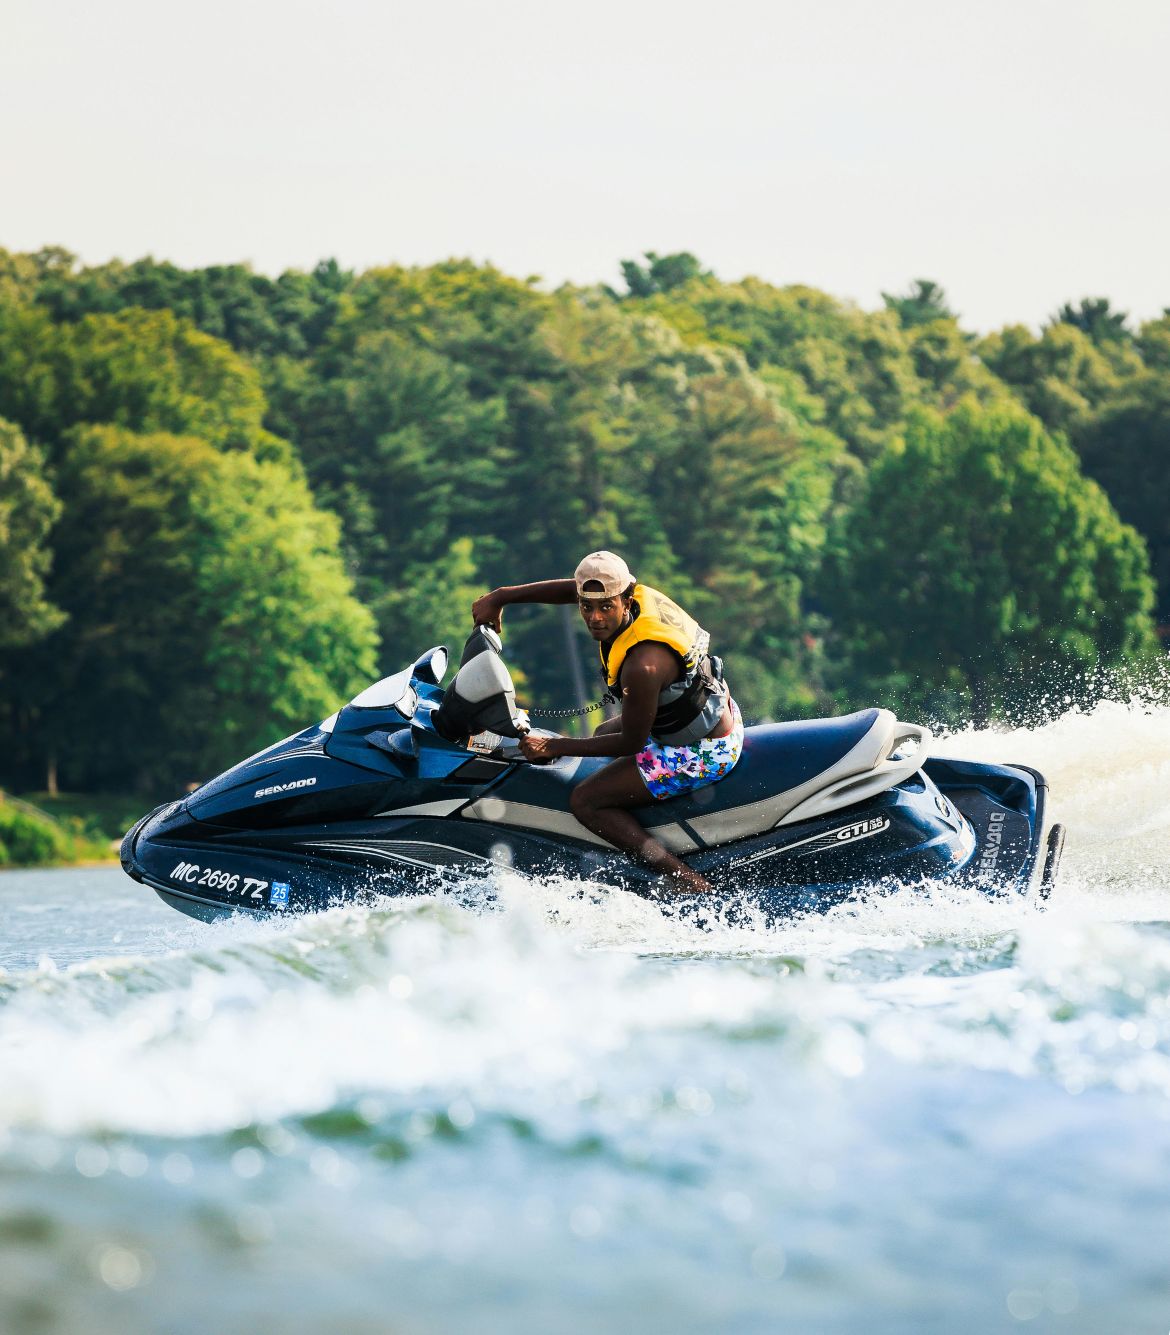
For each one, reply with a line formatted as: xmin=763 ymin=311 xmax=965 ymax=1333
xmin=600 ymin=584 xmax=709 ymax=688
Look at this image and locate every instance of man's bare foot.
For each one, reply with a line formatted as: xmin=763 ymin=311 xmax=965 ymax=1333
xmin=655 ymin=866 xmax=713 ymax=897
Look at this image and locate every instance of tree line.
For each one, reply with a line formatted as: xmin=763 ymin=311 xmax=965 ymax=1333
xmin=0 ymin=247 xmax=1165 ymax=795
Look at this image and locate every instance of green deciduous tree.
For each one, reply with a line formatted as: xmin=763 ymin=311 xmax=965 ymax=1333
xmin=480 ymin=299 xmax=852 ymax=719
xmin=373 ymin=535 xmax=487 ymax=666
xmin=819 ymin=402 xmax=1158 ymax=724
xmin=1053 ymin=297 xmax=1132 ymax=344
xmin=1073 ymin=377 xmax=1170 ymax=624
xmin=1136 ymin=313 xmax=1170 ymax=373
xmin=0 ymin=247 xmax=75 ymax=303
xmin=0 ymin=418 xmax=64 ymax=648
xmin=0 ymin=427 xmax=378 ymax=792
xmin=278 ymin=328 xmax=507 ymax=660
xmin=633 ymin=279 xmax=924 ymax=458
xmin=30 ymin=254 xmax=351 ymax=360
xmin=976 ymin=322 xmax=1139 ymax=435
xmin=882 ymin=279 xmax=956 ymax=328
xmin=342 ymin=260 xmax=554 ymax=395
xmin=639 ymin=349 xmax=850 ymax=719
xmin=617 ymin=251 xmax=712 ymax=298
xmin=904 ymin=319 xmax=1008 ymax=410
xmin=0 ymin=303 xmax=291 ymax=463
xmin=485 ymin=301 xmax=694 ymax=707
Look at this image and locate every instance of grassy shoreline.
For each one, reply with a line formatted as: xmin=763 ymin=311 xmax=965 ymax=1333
xmin=0 ymin=792 xmax=139 ymax=869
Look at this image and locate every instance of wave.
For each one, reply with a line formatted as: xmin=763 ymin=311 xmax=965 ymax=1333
xmin=1 ymin=891 xmax=1168 ymax=1142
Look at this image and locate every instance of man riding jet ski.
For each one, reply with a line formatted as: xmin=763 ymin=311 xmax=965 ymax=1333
xmin=472 ymin=551 xmax=737 ymax=894
xmin=122 ymin=570 xmax=1066 ymax=923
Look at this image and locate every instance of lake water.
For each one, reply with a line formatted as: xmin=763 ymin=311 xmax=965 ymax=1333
xmin=2 ymin=700 xmax=1169 ymax=1334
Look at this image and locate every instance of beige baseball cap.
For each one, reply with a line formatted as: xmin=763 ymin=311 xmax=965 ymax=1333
xmin=574 ymin=551 xmax=636 ymax=600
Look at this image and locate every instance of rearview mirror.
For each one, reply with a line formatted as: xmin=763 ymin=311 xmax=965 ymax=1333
xmin=411 ymin=645 xmax=448 ymax=686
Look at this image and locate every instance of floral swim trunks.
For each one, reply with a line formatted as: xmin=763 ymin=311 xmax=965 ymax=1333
xmin=635 ymin=699 xmax=744 ymax=801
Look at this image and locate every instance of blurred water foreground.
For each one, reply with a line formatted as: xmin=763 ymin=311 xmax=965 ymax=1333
xmin=1 ymin=699 xmax=1169 ymax=1334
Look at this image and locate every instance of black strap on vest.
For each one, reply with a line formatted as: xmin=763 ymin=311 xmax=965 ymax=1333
xmin=650 ymin=654 xmax=724 ymax=736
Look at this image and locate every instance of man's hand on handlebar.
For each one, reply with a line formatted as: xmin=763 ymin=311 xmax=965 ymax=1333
xmin=471 ymin=591 xmax=503 ymax=631
xmin=519 ymin=734 xmax=558 ymax=764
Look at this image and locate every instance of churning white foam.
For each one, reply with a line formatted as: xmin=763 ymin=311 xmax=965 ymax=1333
xmin=935 ymin=697 xmax=1170 ymax=887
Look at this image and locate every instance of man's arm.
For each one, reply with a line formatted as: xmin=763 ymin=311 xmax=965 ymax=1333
xmin=520 ymin=644 xmax=674 ymax=761
xmin=472 ymin=579 xmax=577 ymax=630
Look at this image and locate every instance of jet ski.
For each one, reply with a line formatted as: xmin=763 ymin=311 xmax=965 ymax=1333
xmin=122 ymin=627 xmax=1066 ymax=922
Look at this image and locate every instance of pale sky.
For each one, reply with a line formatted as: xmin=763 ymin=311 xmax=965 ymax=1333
xmin=3 ymin=0 xmax=1169 ymax=331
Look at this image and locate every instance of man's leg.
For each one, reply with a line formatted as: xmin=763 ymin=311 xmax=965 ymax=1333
xmin=569 ymin=757 xmax=711 ymax=894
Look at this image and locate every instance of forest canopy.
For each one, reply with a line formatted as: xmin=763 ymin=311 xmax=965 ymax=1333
xmin=0 ymin=247 xmax=1163 ymax=794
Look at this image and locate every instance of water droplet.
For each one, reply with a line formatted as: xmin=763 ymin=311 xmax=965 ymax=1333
xmin=822 ymin=1026 xmax=865 ymax=1078
xmin=750 ymin=1245 xmax=786 ymax=1279
xmin=569 ymin=1205 xmax=602 ymax=1238
xmin=447 ymin=1099 xmax=475 ymax=1129
xmin=161 ymin=1152 xmax=193 ymax=1184
xmin=92 ymin=1244 xmax=148 ymax=1291
xmin=309 ymin=1146 xmax=342 ymax=1182
xmin=256 ymin=1124 xmax=296 ymax=1156
xmin=407 ymin=1112 xmax=436 ymax=1141
xmin=357 ymin=1096 xmax=387 ymax=1124
xmin=231 ymin=1147 xmax=264 ymax=1179
xmin=675 ymin=1085 xmax=714 ymax=1115
xmin=1045 ymin=1278 xmax=1079 ymax=1314
xmin=1006 ymin=1288 xmax=1044 ymax=1321
xmin=236 ymin=1205 xmax=273 ymax=1245
xmin=720 ymin=1191 xmax=752 ymax=1223
xmin=116 ymin=1147 xmax=149 ymax=1178
xmin=75 ymin=1145 xmax=110 ymax=1178
xmin=808 ymin=1162 xmax=837 ymax=1192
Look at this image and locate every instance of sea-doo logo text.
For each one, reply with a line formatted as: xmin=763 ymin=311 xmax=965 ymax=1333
xmin=254 ymin=777 xmax=317 ymax=799
xmin=979 ymin=811 xmax=1007 ymax=873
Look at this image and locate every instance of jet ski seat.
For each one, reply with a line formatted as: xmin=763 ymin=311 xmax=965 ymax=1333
xmin=468 ymin=708 xmax=931 ymax=852
xmin=637 ymin=708 xmax=930 ymax=843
